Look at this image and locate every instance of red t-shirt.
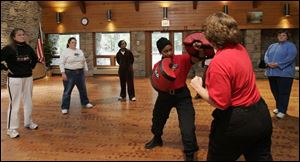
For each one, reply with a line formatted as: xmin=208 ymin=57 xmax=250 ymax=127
xmin=153 ymin=54 xmax=192 ymax=90
xmin=206 ymin=44 xmax=261 ymax=110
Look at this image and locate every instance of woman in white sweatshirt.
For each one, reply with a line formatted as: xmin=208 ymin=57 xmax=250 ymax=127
xmin=59 ymin=37 xmax=93 ymax=114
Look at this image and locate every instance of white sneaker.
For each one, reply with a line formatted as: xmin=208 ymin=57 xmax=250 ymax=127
xmin=276 ymin=112 xmax=285 ymax=119
xmin=25 ymin=122 xmax=38 ymax=129
xmin=130 ymin=97 xmax=136 ymax=101
xmin=62 ymin=109 xmax=68 ymax=114
xmin=273 ymin=109 xmax=279 ymax=114
xmin=85 ymin=103 xmax=94 ymax=108
xmin=7 ymin=129 xmax=19 ymax=138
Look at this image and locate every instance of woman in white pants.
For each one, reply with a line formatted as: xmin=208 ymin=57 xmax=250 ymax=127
xmin=1 ymin=28 xmax=39 ymax=138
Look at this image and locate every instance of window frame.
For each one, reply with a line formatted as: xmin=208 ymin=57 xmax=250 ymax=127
xmin=46 ymin=33 xmax=80 ymax=68
xmin=94 ymin=32 xmax=131 ymax=68
xmin=150 ymin=31 xmax=184 ymax=69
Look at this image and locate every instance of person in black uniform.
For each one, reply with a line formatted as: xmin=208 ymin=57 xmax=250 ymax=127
xmin=145 ymin=38 xmax=200 ymax=161
xmin=116 ymin=40 xmax=136 ymax=101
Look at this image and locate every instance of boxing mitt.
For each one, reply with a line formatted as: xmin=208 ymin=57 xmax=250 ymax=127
xmin=183 ymin=32 xmax=214 ymax=59
xmin=151 ymin=58 xmax=176 ymax=92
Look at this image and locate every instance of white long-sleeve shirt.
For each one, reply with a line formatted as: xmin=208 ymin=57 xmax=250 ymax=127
xmin=59 ymin=48 xmax=88 ymax=73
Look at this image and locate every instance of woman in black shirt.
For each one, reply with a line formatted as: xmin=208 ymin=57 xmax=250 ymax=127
xmin=1 ymin=28 xmax=39 ymax=139
xmin=116 ymin=40 xmax=136 ymax=101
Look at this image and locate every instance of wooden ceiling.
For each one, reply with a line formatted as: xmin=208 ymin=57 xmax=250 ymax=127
xmin=38 ymin=1 xmax=143 ymax=14
xmin=37 ymin=1 xmax=202 ymax=14
xmin=37 ymin=1 xmax=267 ymax=16
xmin=37 ymin=1 xmax=126 ymax=8
xmin=38 ymin=1 xmax=79 ymax=8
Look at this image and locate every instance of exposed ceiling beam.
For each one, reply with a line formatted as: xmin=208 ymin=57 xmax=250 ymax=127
xmin=78 ymin=1 xmax=86 ymax=14
xmin=193 ymin=1 xmax=198 ymax=10
xmin=252 ymin=1 xmax=258 ymax=8
xmin=135 ymin=1 xmax=139 ymax=12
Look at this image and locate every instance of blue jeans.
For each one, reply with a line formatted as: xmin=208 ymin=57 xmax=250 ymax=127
xmin=61 ymin=69 xmax=89 ymax=110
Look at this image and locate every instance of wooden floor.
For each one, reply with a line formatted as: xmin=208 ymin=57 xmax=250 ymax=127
xmin=1 ymin=76 xmax=299 ymax=161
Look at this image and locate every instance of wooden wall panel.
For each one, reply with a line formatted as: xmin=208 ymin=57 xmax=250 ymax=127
xmin=41 ymin=1 xmax=299 ymax=33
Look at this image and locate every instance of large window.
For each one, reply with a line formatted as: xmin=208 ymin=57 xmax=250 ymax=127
xmin=48 ymin=34 xmax=80 ymax=66
xmin=151 ymin=32 xmax=169 ymax=68
xmin=151 ymin=32 xmax=183 ymax=68
xmin=95 ymin=33 xmax=130 ymax=66
xmin=174 ymin=32 xmax=183 ymax=55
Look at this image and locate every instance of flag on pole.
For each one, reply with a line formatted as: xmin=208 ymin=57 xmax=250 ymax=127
xmin=36 ymin=22 xmax=45 ymax=64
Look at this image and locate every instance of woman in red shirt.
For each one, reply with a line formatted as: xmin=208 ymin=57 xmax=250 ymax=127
xmin=190 ymin=12 xmax=273 ymax=161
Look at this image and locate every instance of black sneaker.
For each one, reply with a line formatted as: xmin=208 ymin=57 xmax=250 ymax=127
xmin=145 ymin=137 xmax=163 ymax=149
xmin=185 ymin=152 xmax=195 ymax=161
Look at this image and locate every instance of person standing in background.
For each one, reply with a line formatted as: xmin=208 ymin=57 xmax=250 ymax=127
xmin=59 ymin=37 xmax=94 ymax=115
xmin=264 ymin=30 xmax=298 ymax=119
xmin=1 ymin=28 xmax=39 ymax=138
xmin=116 ymin=40 xmax=136 ymax=101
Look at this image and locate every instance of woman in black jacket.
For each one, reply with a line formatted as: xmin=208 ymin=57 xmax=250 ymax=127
xmin=116 ymin=40 xmax=136 ymax=101
xmin=1 ymin=28 xmax=39 ymax=138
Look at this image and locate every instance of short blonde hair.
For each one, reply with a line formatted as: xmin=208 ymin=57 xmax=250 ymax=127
xmin=202 ymin=12 xmax=241 ymax=49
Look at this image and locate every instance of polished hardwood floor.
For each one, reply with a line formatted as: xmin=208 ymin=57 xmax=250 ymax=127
xmin=1 ymin=76 xmax=299 ymax=161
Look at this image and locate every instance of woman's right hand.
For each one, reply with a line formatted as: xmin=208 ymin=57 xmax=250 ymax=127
xmin=190 ymin=76 xmax=203 ymax=92
xmin=62 ymin=72 xmax=68 ymax=81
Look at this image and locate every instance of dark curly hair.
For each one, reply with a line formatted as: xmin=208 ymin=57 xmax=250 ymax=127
xmin=202 ymin=12 xmax=241 ymax=49
xmin=118 ymin=40 xmax=127 ymax=48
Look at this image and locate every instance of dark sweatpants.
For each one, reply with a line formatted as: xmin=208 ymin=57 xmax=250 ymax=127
xmin=207 ymin=98 xmax=273 ymax=161
xmin=268 ymin=76 xmax=294 ymax=114
xmin=118 ymin=68 xmax=135 ymax=99
xmin=150 ymin=86 xmax=199 ymax=153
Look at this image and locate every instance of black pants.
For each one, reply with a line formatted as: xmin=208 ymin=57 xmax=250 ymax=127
xmin=268 ymin=77 xmax=293 ymax=114
xmin=207 ymin=98 xmax=273 ymax=161
xmin=151 ymin=86 xmax=199 ymax=153
xmin=118 ymin=68 xmax=135 ymax=99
